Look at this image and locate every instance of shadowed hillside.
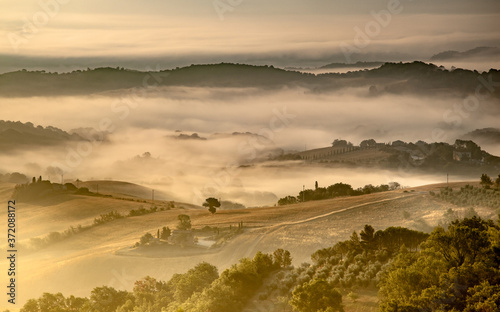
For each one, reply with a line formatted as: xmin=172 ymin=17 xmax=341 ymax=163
xmin=290 ymin=138 xmax=500 ymax=176
xmin=323 ymin=61 xmax=500 ymax=97
xmin=0 ymin=120 xmax=86 ymax=150
xmin=430 ymin=46 xmax=500 ymax=61
xmin=1 ymin=62 xmax=499 ymax=98
xmin=462 ymin=128 xmax=500 ymax=144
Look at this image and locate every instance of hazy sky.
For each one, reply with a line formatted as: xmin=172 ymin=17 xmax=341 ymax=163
xmin=1 ymin=0 xmax=499 ymax=70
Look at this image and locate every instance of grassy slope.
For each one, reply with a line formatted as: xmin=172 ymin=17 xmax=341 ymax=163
xmin=1 ymin=181 xmax=496 ymax=310
xmin=77 ymin=180 xmax=172 ymax=200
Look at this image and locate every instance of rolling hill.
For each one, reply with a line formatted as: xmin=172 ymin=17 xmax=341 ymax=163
xmin=0 ymin=62 xmax=499 ymax=98
xmin=430 ymin=46 xmax=500 ymax=61
xmin=1 ymin=179 xmax=497 ymax=309
xmin=289 ymin=138 xmax=500 ymax=176
xmin=0 ymin=120 xmax=87 ymax=151
xmin=76 ymin=180 xmax=172 ymax=201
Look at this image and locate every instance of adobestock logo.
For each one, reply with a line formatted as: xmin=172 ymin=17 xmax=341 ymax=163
xmin=191 ymin=106 xmax=296 ymax=205
xmin=50 ymin=66 xmax=170 ymax=175
xmin=7 ymin=0 xmax=70 ymax=53
xmin=340 ymin=0 xmax=413 ymax=63
xmin=213 ymin=0 xmax=243 ymax=21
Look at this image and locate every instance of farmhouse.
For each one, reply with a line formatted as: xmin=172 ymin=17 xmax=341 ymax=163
xmin=453 ymin=151 xmax=472 ymax=161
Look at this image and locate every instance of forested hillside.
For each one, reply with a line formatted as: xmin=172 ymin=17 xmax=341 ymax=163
xmin=1 ymin=62 xmax=499 ymax=98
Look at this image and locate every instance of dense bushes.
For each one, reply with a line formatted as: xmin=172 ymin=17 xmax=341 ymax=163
xmin=128 ymin=206 xmax=158 ymax=217
xmin=257 ymin=225 xmax=428 ymax=312
xmin=178 ymin=253 xmax=276 ymax=312
xmin=378 ymin=216 xmax=500 ymax=311
xmin=25 ymin=210 xmax=124 ymax=251
xmin=433 ymin=184 xmax=500 ymax=211
xmin=302 ymin=226 xmax=427 ymax=289
xmin=290 ymin=279 xmax=343 ymax=312
xmin=21 ymin=250 xmax=291 ymax=312
xmin=25 ymin=225 xmax=90 ymax=251
xmin=94 ymin=210 xmax=123 ymax=225
xmin=21 ymin=293 xmax=88 ymax=312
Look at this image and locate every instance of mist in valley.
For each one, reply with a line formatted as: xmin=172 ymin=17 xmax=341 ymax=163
xmin=1 ymin=84 xmax=498 ymax=208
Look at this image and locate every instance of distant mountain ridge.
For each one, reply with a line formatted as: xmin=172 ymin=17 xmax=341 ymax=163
xmin=0 ymin=64 xmax=312 ymax=96
xmin=0 ymin=62 xmax=499 ymax=98
xmin=430 ymin=47 xmax=500 ymax=61
xmin=462 ymin=128 xmax=500 ymax=144
xmin=319 ymin=61 xmax=384 ymax=69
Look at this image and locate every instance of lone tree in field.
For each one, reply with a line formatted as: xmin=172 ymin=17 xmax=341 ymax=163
xmin=203 ymin=197 xmax=221 ymax=214
xmin=177 ymin=214 xmax=191 ymax=230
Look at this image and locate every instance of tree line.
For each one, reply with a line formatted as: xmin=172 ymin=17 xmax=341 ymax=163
xmin=278 ymin=181 xmax=400 ymax=205
xmin=19 ymin=249 xmax=292 ymax=312
xmin=430 ymin=173 xmax=500 ymax=212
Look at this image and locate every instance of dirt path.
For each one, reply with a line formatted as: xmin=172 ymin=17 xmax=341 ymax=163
xmin=269 ymin=194 xmax=418 ymax=227
xmin=222 ymin=193 xmax=421 ymax=259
